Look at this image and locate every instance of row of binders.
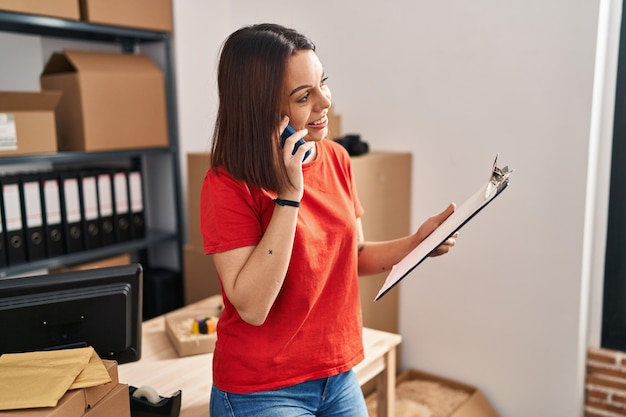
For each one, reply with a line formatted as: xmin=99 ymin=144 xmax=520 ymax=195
xmin=0 ymin=167 xmax=145 ymax=268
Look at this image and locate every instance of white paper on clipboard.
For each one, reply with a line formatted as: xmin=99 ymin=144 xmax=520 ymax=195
xmin=375 ymin=155 xmax=513 ymax=301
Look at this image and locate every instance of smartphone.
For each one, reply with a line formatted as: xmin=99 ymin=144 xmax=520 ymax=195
xmin=281 ymin=124 xmax=311 ymax=162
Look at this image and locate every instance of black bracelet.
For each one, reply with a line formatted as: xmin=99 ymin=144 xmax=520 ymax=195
xmin=273 ymin=198 xmax=301 ymax=207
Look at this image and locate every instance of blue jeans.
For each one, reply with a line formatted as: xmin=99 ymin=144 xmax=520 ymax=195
xmin=209 ymin=370 xmax=368 ymax=417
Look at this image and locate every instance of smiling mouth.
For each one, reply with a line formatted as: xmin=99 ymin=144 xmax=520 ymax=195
xmin=308 ymin=116 xmax=328 ymax=127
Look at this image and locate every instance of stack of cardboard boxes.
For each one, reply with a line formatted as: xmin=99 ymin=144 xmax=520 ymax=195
xmin=0 ymin=51 xmax=169 ymax=156
xmin=183 ymin=152 xmax=220 ymax=305
xmin=0 ymin=1 xmax=172 ymax=158
xmin=0 ymin=360 xmax=130 ymax=417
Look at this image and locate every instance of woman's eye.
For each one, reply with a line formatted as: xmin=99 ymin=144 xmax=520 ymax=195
xmin=297 ymin=93 xmax=310 ymax=103
xmin=321 ymin=76 xmax=329 ymax=86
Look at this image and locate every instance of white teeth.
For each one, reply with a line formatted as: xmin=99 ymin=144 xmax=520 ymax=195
xmin=310 ymin=117 xmax=327 ymax=126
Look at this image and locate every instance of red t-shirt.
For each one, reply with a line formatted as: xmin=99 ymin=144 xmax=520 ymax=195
xmin=200 ymin=140 xmax=365 ymax=394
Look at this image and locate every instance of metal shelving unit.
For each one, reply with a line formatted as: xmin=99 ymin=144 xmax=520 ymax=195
xmin=0 ymin=10 xmax=185 ymax=285
xmin=0 ymin=10 xmax=167 ymax=46
xmin=0 ymin=147 xmax=172 ymax=166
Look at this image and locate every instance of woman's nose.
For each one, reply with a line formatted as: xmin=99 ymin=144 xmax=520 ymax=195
xmin=314 ymin=88 xmax=332 ymax=112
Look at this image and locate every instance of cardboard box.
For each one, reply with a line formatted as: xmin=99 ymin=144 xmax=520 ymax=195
xmin=0 ymin=91 xmax=60 ymax=157
xmin=164 ymin=299 xmax=222 ymax=357
xmin=183 ymin=244 xmax=220 ymax=305
xmin=366 ymin=369 xmax=499 ymax=417
xmin=351 ymin=151 xmax=411 ymax=242
xmin=40 ymin=50 xmax=168 ymax=152
xmin=186 ymin=152 xmax=211 ymax=248
xmin=80 ymin=0 xmax=172 ymax=32
xmin=0 ymin=0 xmax=80 ymax=20
xmin=0 ymin=390 xmax=86 ymax=417
xmin=327 ymin=106 xmax=342 ymax=140
xmin=82 ymin=360 xmax=119 ymax=409
xmin=0 ymin=359 xmax=120 ymax=417
xmin=352 ymin=152 xmax=411 ymax=335
xmin=83 ymin=384 xmax=129 ymax=417
xmin=49 ymin=254 xmax=132 ymax=274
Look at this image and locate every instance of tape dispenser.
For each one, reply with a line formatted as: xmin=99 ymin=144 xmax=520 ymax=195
xmin=129 ymin=385 xmax=182 ymax=417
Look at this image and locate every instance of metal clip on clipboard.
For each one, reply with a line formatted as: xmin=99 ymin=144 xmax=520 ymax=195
xmin=485 ymin=154 xmax=513 ymax=200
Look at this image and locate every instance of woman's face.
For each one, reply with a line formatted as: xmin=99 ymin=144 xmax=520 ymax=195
xmin=281 ymin=49 xmax=332 ymax=143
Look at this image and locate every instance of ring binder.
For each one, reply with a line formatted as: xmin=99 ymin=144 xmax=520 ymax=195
xmin=1 ymin=175 xmax=27 ymax=265
xmin=79 ymin=171 xmax=101 ymax=250
xmin=113 ymin=169 xmax=131 ymax=242
xmin=20 ymin=173 xmax=46 ymax=261
xmin=59 ymin=171 xmax=85 ymax=254
xmin=0 ymin=189 xmax=8 ymax=268
xmin=96 ymin=169 xmax=115 ymax=246
xmin=40 ymin=171 xmax=66 ymax=258
xmin=129 ymin=169 xmax=145 ymax=239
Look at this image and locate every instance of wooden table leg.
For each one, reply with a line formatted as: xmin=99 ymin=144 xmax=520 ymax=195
xmin=376 ymin=346 xmax=396 ymax=417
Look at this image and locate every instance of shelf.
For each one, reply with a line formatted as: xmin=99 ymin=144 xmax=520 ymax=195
xmin=0 ymin=147 xmax=175 ymax=166
xmin=0 ymin=11 xmax=168 ymax=45
xmin=0 ymin=229 xmax=179 ymax=278
xmin=0 ymin=8 xmax=185 ymax=303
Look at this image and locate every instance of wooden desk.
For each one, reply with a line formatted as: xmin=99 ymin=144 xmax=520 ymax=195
xmin=119 ymin=298 xmax=401 ymax=417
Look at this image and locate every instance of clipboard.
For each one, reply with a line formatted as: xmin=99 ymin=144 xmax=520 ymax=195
xmin=375 ymin=154 xmax=514 ymax=301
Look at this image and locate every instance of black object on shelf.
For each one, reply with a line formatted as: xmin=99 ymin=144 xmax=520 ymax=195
xmin=142 ymin=267 xmax=183 ymax=320
xmin=334 ymin=134 xmax=370 ymax=156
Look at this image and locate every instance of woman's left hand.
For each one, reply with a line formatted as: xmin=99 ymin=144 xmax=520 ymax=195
xmin=412 ymin=203 xmax=459 ymax=257
xmin=429 ymin=232 xmax=459 ymax=257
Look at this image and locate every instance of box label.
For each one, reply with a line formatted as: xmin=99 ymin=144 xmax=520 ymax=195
xmin=0 ymin=113 xmax=18 ymax=151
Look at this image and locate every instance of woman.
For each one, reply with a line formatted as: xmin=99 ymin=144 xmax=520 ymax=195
xmin=201 ymin=23 xmax=457 ymax=417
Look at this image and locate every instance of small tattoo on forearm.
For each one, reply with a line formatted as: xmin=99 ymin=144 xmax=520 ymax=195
xmin=268 ymin=249 xmax=273 ymax=255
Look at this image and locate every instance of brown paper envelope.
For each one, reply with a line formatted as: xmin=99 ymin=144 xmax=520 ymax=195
xmin=69 ymin=350 xmax=112 ymax=390
xmin=0 ymin=347 xmax=93 ymax=410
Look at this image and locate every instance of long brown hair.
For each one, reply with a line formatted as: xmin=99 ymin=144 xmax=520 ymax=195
xmin=210 ymin=23 xmax=316 ymax=193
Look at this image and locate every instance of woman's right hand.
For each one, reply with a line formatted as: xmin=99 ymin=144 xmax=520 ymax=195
xmin=278 ymin=118 xmax=311 ymax=200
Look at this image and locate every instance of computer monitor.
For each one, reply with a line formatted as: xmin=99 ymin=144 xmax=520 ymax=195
xmin=0 ymin=263 xmax=142 ymax=364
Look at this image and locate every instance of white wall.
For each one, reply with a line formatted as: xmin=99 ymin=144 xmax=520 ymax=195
xmin=171 ymin=0 xmax=231 ymax=216
xmin=172 ymin=1 xmax=606 ymax=416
